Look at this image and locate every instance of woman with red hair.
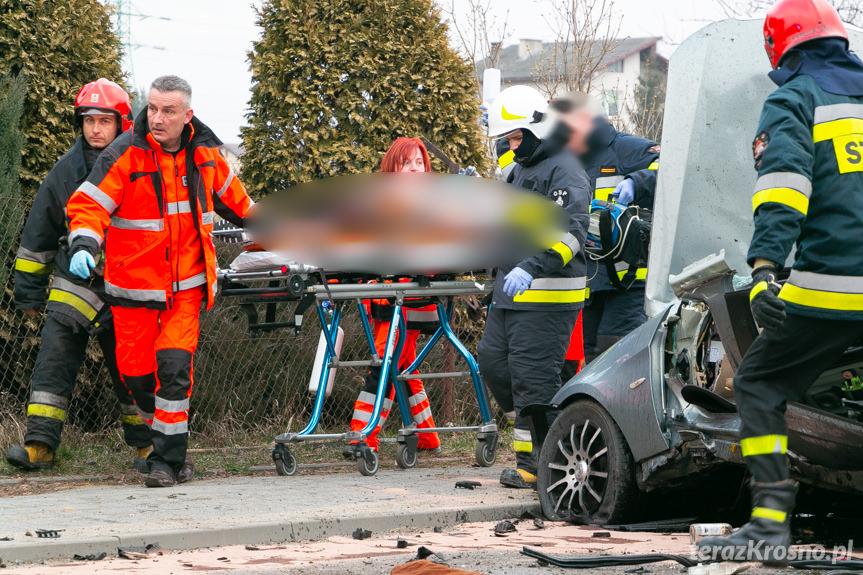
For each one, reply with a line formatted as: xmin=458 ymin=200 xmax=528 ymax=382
xmin=347 ymin=138 xmax=442 ymax=456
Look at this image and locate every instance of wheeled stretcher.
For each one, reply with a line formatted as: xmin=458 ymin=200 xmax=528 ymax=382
xmin=217 ymin=253 xmax=498 ymax=477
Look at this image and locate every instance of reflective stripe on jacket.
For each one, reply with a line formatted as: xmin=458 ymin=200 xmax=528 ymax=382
xmin=66 ymin=110 xmax=253 ymax=311
xmin=747 ymin=75 xmax=863 ymax=319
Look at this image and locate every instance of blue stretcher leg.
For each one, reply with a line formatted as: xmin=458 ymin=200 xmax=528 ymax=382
xmin=358 ymin=304 xmax=403 ymax=438
xmin=435 ymin=302 xmax=494 ymax=424
xmin=391 ymin=311 xmax=413 ymax=427
xmin=297 ymin=303 xmax=343 ymax=436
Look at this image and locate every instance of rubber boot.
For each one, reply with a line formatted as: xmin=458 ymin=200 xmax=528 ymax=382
xmin=133 ymin=445 xmax=153 ymax=474
xmin=177 ymin=458 xmax=195 ymax=484
xmin=500 ymin=468 xmax=537 ymax=489
xmin=698 ymin=480 xmax=797 ymax=565
xmin=5 ymin=441 xmax=54 ymax=471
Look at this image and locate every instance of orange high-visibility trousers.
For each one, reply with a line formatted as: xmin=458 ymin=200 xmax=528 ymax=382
xmin=350 ymin=319 xmax=440 ymax=451
xmin=112 ymin=287 xmax=204 ymax=475
xmin=561 ymin=312 xmax=585 ymax=381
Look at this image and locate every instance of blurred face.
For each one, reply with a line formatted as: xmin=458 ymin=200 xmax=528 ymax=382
xmin=82 ymin=114 xmax=118 ymax=149
xmin=399 ymin=148 xmax=426 ymax=172
xmin=558 ymin=109 xmax=596 ymax=155
xmin=505 ymin=130 xmax=524 ymax=152
xmin=147 ymin=88 xmax=193 ymax=151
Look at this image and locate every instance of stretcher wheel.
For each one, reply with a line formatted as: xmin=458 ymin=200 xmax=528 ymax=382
xmin=357 ymin=447 xmax=379 ymax=476
xmin=395 ymin=444 xmax=417 ymax=469
xmin=475 ymin=439 xmax=497 ymax=467
xmin=273 ymin=446 xmax=297 ymax=476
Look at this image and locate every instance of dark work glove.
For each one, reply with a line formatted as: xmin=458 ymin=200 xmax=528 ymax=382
xmin=750 ymin=265 xmax=786 ymax=330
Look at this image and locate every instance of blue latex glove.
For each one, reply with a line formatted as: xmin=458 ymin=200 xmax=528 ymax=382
xmin=69 ymin=251 xmax=95 ymax=279
xmin=480 ymin=105 xmax=489 ymax=127
xmin=611 ymin=178 xmax=635 ymax=204
xmin=503 ymin=267 xmax=533 ymax=297
xmin=458 ymin=166 xmax=477 ymax=176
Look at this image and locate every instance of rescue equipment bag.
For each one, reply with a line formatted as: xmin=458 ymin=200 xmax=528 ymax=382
xmin=585 ymin=199 xmax=652 ymax=291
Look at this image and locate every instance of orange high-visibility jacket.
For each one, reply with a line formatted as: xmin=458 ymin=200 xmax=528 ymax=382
xmin=66 ymin=111 xmax=252 ymax=311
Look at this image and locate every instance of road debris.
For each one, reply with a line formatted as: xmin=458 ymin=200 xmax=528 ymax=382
xmin=352 ymin=528 xmax=372 ymax=540
xmin=592 ymin=531 xmax=611 ymax=538
xmin=73 ymin=552 xmax=106 ymax=561
xmin=454 ymin=481 xmax=481 ymax=490
xmin=25 ymin=529 xmax=63 ymax=539
xmin=533 ymin=517 xmax=546 ymax=530
xmin=397 ymin=539 xmax=409 ymax=548
xmin=493 ymin=520 xmax=517 ymax=537
xmin=118 ymin=543 xmax=164 ymax=560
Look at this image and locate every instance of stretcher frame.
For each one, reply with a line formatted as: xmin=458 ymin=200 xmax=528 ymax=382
xmin=218 ymin=266 xmax=498 ymax=476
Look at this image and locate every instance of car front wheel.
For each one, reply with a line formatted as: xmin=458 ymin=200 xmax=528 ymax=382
xmin=537 ymin=399 xmax=635 ymax=523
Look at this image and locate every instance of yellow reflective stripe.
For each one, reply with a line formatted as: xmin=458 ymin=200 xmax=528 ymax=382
xmin=595 ymin=188 xmax=614 ymax=201
xmin=513 ymin=440 xmax=533 ymax=453
xmin=648 ymin=161 xmax=659 ymax=170
xmin=15 ymin=259 xmax=54 ymax=274
xmin=48 ymin=289 xmax=98 ymax=321
xmin=740 ymin=434 xmax=787 ymax=456
xmin=752 ymin=188 xmax=809 ymax=215
xmin=750 ymin=281 xmax=768 ymax=302
xmin=27 ymin=403 xmax=66 ymax=421
xmin=514 ymin=288 xmax=588 ymax=304
xmin=780 ymin=283 xmax=863 ymax=311
xmin=617 ymin=267 xmax=647 ymax=280
xmin=551 ymin=242 xmax=574 ymax=266
xmin=751 ymin=507 xmax=787 ymax=523
xmin=498 ymin=150 xmax=515 ymax=169
xmin=501 ymin=105 xmax=526 ymax=121
xmin=121 ymin=414 xmax=145 ymax=426
xmin=813 ymin=117 xmax=863 ymax=143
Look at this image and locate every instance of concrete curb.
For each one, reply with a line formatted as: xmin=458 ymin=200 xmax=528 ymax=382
xmin=0 ymin=501 xmax=540 ymax=564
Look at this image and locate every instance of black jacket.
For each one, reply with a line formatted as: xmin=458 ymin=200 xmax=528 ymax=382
xmin=493 ymin=131 xmax=592 ymax=311
xmin=582 ymin=121 xmax=659 ymax=292
xmin=13 ymin=138 xmax=111 ymax=331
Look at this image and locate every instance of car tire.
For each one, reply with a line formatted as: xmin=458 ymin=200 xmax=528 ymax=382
xmin=537 ymin=398 xmax=635 ymax=524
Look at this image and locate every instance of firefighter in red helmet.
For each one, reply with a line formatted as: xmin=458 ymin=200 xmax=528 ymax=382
xmin=699 ymin=0 xmax=863 ymax=563
xmin=5 ymin=79 xmax=151 ymax=472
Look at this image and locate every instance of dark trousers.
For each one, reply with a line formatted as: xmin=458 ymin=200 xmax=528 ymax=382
xmin=477 ymin=307 xmax=577 ymax=474
xmin=734 ymin=313 xmax=863 ymax=483
xmin=582 ymin=288 xmax=647 ymax=361
xmin=24 ymin=312 xmax=151 ymax=450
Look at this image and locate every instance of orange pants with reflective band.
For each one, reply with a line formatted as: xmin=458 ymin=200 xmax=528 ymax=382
xmin=113 ymin=287 xmax=203 ymax=475
xmin=351 ymin=320 xmax=440 ymax=451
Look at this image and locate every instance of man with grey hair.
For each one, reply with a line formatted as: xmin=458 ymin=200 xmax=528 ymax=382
xmin=549 ymin=92 xmax=660 ymax=368
xmin=66 ymin=75 xmax=254 ymax=487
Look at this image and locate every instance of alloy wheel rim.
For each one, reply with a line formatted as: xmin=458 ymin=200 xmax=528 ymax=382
xmin=546 ymin=418 xmax=609 ymax=516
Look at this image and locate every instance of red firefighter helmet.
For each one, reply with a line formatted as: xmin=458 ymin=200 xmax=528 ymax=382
xmin=763 ymin=0 xmax=849 ymax=68
xmin=74 ymin=78 xmax=134 ymax=132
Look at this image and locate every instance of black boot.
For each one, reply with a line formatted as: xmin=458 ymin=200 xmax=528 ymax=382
xmin=698 ymin=480 xmax=797 ymax=565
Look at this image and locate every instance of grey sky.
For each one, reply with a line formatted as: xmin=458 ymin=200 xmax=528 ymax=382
xmin=124 ymin=0 xmax=752 ymax=143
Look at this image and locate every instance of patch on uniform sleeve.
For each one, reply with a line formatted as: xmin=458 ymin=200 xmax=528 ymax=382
xmin=649 ymin=144 xmax=660 ymax=154
xmin=550 ymin=189 xmax=569 ymax=206
xmin=752 ymin=131 xmax=770 ymax=169
xmin=600 ymin=167 xmax=616 ymax=174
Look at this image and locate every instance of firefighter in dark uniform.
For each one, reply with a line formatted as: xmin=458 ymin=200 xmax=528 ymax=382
xmin=549 ymin=93 xmax=659 ymax=365
xmin=700 ymin=0 xmax=863 ymax=562
xmin=478 ymin=85 xmax=591 ymax=489
xmin=5 ymin=79 xmax=151 ymax=471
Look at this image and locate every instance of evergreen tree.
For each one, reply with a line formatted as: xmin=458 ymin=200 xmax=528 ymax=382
xmin=0 ymin=0 xmax=125 ymax=197
xmin=0 ymin=72 xmax=27 ymax=288
xmin=241 ymin=0 xmax=487 ymax=195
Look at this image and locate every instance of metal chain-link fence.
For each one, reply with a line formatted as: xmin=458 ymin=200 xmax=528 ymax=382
xmin=0 ymin=208 xmax=494 ymax=450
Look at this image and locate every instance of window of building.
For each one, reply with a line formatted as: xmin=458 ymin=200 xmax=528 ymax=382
xmin=606 ymin=59 xmax=624 ymax=74
xmin=602 ymin=91 xmax=620 ymax=117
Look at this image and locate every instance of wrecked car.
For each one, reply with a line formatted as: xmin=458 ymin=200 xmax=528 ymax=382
xmin=526 ymin=19 xmax=863 ymax=523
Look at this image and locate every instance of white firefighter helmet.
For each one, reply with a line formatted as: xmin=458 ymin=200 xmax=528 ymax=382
xmin=487 ymin=85 xmax=553 ymax=140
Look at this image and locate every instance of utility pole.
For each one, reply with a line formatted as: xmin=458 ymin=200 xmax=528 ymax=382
xmin=109 ymin=0 xmax=169 ymax=86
